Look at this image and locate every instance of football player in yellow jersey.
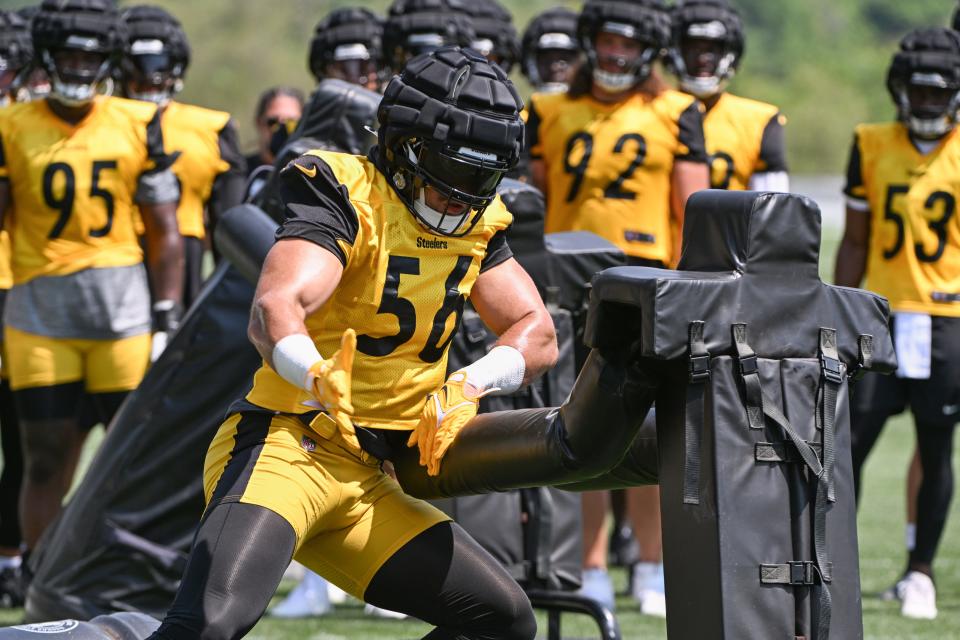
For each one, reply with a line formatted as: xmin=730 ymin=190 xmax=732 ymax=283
xmin=526 ymin=0 xmax=709 ymax=268
xmin=147 ymin=48 xmax=556 ymax=640
xmin=835 ymin=28 xmax=960 ymax=621
xmin=0 ymin=0 xmax=183 ymax=556
xmin=669 ymin=0 xmax=789 ymax=192
xmin=526 ymin=0 xmax=708 ymax=615
xmin=118 ymin=5 xmax=245 ymax=312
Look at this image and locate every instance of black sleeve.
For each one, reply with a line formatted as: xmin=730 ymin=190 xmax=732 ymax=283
xmin=275 ymin=154 xmax=360 ymax=266
xmin=479 ymin=228 xmax=514 ymax=273
xmin=525 ymin=101 xmax=542 ymax=159
xmin=0 ymin=131 xmax=6 ymax=171
xmin=207 ymin=118 xmax=247 ymax=222
xmin=675 ymin=101 xmax=708 ymax=163
xmin=757 ymin=113 xmax=788 ymax=173
xmin=842 ymin=133 xmax=864 ymax=199
xmin=144 ymin=106 xmax=178 ymax=171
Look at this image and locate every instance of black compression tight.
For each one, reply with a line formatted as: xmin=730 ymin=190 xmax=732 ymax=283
xmin=0 ymin=379 xmax=21 ymax=549
xmin=910 ymin=420 xmax=957 ymax=571
xmin=365 ymin=521 xmax=536 ymax=640
xmin=851 ymin=411 xmax=957 ymax=575
xmin=149 ymin=504 xmax=535 ymax=640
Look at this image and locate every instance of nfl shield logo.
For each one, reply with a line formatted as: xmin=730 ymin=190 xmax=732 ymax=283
xmin=301 ymin=435 xmax=317 ymax=453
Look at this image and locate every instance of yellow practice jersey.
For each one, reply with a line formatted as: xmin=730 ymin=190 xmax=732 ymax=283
xmin=246 ymin=150 xmax=514 ymax=429
xmin=162 ymin=101 xmax=238 ymax=239
xmin=844 ymin=122 xmax=960 ymax=316
xmin=702 ymin=93 xmax=787 ymax=190
xmin=0 ymin=96 xmax=165 ymax=284
xmin=0 ymin=232 xmax=10 ymax=290
xmin=527 ymin=89 xmax=707 ymax=263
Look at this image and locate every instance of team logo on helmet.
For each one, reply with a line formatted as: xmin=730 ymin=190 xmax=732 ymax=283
xmin=377 ymin=46 xmax=523 ymax=237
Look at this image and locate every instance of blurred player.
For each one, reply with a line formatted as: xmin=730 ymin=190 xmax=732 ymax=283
xmin=835 ymin=27 xmax=960 ymax=621
xmin=525 ymin=0 xmax=709 ymax=614
xmin=464 ymin=0 xmax=519 ymax=73
xmin=146 ymin=47 xmax=555 ymax=640
xmin=520 ymin=7 xmax=580 ymax=95
xmin=308 ymin=8 xmax=385 ymax=92
xmin=245 ymin=86 xmax=305 ymax=182
xmin=119 ymin=5 xmax=245 ymax=310
xmin=383 ymin=0 xmax=475 ymax=72
xmin=12 ymin=6 xmax=49 ymax=101
xmin=669 ymin=0 xmax=788 ymax=191
xmin=0 ymin=0 xmax=182 ymax=560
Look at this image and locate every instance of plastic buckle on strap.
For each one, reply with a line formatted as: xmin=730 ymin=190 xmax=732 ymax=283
xmin=739 ymin=354 xmax=758 ymax=376
xmin=790 ymin=561 xmax=816 ymax=586
xmin=688 ymin=355 xmax=711 ymax=382
xmin=820 ymin=354 xmax=843 ymax=384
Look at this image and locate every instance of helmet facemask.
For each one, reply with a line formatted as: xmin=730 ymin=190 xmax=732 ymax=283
xmin=122 ymin=39 xmax=184 ymax=106
xmin=323 ymin=43 xmax=382 ymax=91
xmin=589 ymin=23 xmax=659 ymax=94
xmin=43 ymin=42 xmax=112 ymax=107
xmin=674 ymin=21 xmax=737 ymax=99
xmin=532 ymin=33 xmax=579 ymax=93
xmin=894 ymin=71 xmax=960 ymax=140
xmin=391 ymin=139 xmax=509 ymax=237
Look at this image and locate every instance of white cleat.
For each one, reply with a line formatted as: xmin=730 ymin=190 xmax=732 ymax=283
xmin=269 ymin=570 xmax=332 ymax=618
xmin=578 ymin=567 xmax=616 ymax=611
xmin=364 ymin=603 xmax=408 ymax=619
xmin=632 ymin=562 xmax=667 ymax=618
xmin=900 ymin=571 xmax=937 ymax=620
xmin=878 ymin=575 xmax=906 ymax=602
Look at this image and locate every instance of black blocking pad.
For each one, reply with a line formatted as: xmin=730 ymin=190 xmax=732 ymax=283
xmin=584 ymin=190 xmax=897 ymax=371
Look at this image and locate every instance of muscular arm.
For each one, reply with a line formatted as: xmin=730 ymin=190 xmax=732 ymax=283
xmin=248 ymin=238 xmax=344 ymax=367
xmin=834 ymin=206 xmax=870 ymax=288
xmin=670 ymin=159 xmax=710 ymax=258
xmin=140 ymin=201 xmax=184 ymax=304
xmin=469 ymin=257 xmax=558 ymax=385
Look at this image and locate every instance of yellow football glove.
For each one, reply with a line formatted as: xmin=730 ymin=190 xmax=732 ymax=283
xmin=407 ymin=371 xmax=497 ymax=476
xmin=307 ymin=329 xmax=356 ymax=437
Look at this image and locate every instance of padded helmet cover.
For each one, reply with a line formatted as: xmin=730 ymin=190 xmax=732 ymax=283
xmin=309 ymin=8 xmax=384 ymax=80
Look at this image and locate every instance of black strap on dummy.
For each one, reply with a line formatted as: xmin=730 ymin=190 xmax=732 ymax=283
xmin=683 ymin=321 xmax=709 ymax=505
xmin=734 ymin=324 xmax=835 ymax=639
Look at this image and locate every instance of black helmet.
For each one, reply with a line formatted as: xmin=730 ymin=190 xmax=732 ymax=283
xmin=669 ymin=0 xmax=743 ymax=99
xmin=32 ymin=0 xmax=124 ymax=106
xmin=577 ymin=0 xmax=671 ymax=93
xmin=119 ymin=5 xmax=189 ymax=105
xmin=377 ymin=46 xmax=523 ymax=236
xmin=953 ymin=2 xmax=960 ymax=32
xmin=463 ymin=0 xmax=519 ymax=73
xmin=520 ymin=8 xmax=579 ymax=92
xmin=383 ymin=0 xmax=475 ymax=72
xmin=308 ymin=8 xmax=385 ymax=90
xmin=887 ymin=27 xmax=960 ymax=139
xmin=0 ymin=10 xmax=33 ymax=103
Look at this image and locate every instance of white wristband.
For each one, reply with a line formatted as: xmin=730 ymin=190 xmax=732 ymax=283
xmin=272 ymin=334 xmax=323 ymax=392
xmin=462 ymin=345 xmax=526 ymax=395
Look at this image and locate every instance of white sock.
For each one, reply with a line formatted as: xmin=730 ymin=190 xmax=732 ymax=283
xmin=906 ymin=523 xmax=917 ymax=552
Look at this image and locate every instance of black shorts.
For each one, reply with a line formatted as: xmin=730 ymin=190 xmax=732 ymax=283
xmin=851 ymin=315 xmax=960 ymax=425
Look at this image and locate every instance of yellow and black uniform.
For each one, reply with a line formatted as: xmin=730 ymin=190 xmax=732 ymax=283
xmin=205 ymin=149 xmax=514 ymax=597
xmin=161 ymin=101 xmax=245 ymax=304
xmin=702 ymin=92 xmax=787 ymax=191
xmin=0 ymin=95 xmax=176 ymax=396
xmin=845 ymin=122 xmax=960 ymax=425
xmin=526 ymin=89 xmax=707 ymax=264
xmin=845 ymin=123 xmax=960 ymax=317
